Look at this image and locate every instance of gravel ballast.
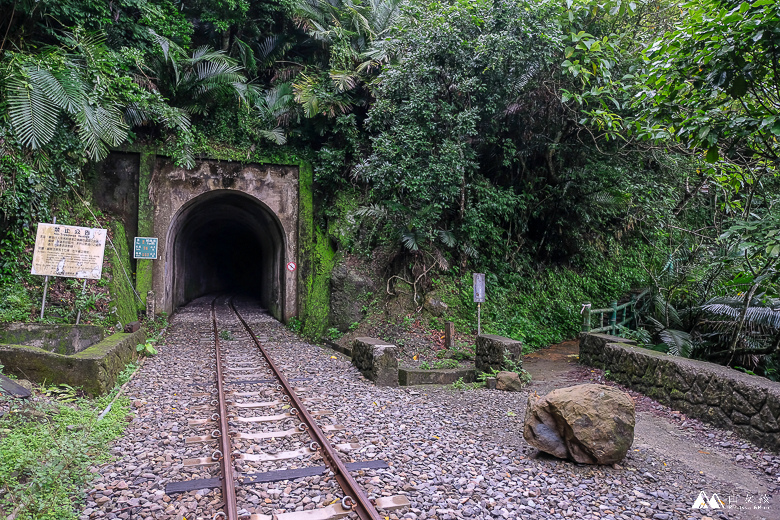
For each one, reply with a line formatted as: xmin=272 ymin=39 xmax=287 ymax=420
xmin=81 ymin=297 xmax=779 ymax=520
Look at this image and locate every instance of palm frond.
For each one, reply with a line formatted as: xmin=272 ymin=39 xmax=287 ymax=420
xmin=7 ymin=73 xmax=59 ymax=149
xmin=355 ymin=203 xmax=388 ymax=219
xmin=401 ymin=230 xmax=422 ymax=252
xmin=438 ymin=230 xmax=456 ymax=248
xmin=659 ymin=328 xmax=693 ymax=357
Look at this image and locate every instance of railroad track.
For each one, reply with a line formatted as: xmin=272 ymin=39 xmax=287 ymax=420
xmin=165 ymin=296 xmax=409 ymax=520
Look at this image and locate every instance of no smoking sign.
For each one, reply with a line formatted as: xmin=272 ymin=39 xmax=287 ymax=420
xmin=286 ymin=262 xmax=297 ymax=272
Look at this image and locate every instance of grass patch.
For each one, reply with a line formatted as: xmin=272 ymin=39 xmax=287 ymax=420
xmin=0 ymin=367 xmax=134 ymax=519
xmin=428 ymin=241 xmax=652 ymax=351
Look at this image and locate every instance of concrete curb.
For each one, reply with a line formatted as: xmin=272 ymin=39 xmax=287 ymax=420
xmin=0 ymin=328 xmax=146 ymax=396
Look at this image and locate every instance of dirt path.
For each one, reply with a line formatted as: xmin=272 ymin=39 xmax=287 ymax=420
xmin=523 ymin=340 xmax=779 ymax=520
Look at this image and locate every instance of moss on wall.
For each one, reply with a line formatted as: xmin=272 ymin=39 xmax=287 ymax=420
xmin=302 ymin=226 xmax=336 ymax=339
xmin=135 ymin=151 xmax=155 ymax=309
xmin=107 ymin=222 xmax=138 ymax=326
xmin=296 ymin=159 xmax=335 ymax=339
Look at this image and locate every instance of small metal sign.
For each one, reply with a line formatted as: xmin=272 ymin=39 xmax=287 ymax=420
xmin=31 ymin=223 xmax=107 ymax=279
xmin=286 ymin=262 xmax=297 ymax=272
xmin=134 ymin=237 xmax=158 ymax=259
xmin=473 ymin=273 xmax=485 ymax=303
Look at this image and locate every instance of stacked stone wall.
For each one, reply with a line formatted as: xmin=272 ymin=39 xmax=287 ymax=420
xmin=580 ymin=333 xmax=780 ymax=451
xmin=475 ymin=334 xmax=523 ymax=373
xmin=352 ymin=337 xmax=399 ymax=387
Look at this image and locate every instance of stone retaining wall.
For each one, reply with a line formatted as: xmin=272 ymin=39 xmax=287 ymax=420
xmin=352 ymin=337 xmax=399 ymax=386
xmin=475 ymin=334 xmax=523 ymax=373
xmin=0 ymin=328 xmax=145 ymax=396
xmin=580 ymin=333 xmax=780 ymax=451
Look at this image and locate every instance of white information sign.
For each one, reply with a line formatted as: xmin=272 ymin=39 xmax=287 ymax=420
xmin=473 ymin=273 xmax=486 ymax=303
xmin=31 ymin=223 xmax=107 ymax=279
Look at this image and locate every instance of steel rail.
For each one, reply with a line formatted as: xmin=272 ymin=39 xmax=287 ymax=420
xmin=211 ymin=298 xmax=240 ymax=520
xmin=229 ymin=299 xmax=382 ymax=520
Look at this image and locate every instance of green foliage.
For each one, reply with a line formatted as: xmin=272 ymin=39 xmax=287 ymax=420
xmin=326 ymin=327 xmax=343 ymax=340
xmin=431 ymin=241 xmax=651 ymax=350
xmin=450 ymin=376 xmax=482 ymax=391
xmin=2 ymin=31 xmax=140 ymax=161
xmin=40 ymin=384 xmax=79 ymax=402
xmin=634 ymin=0 xmax=780 ymax=164
xmin=219 ymin=330 xmax=235 ymax=341
xmin=0 ymin=281 xmax=33 ymax=322
xmin=136 ymin=338 xmax=158 ymax=357
xmin=436 ymin=347 xmax=474 ymax=361
xmin=0 ymin=388 xmax=131 ymax=519
xmin=288 ymin=316 xmax=304 ymax=334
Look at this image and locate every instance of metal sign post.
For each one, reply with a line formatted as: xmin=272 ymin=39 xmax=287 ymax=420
xmin=75 ymin=278 xmax=87 ymax=324
xmin=39 ymin=217 xmax=56 ymax=319
xmin=473 ymin=273 xmax=485 ymax=335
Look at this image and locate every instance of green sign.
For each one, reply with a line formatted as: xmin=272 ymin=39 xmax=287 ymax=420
xmin=133 ymin=237 xmax=158 ymax=259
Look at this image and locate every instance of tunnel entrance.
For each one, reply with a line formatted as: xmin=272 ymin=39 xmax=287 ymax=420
xmin=165 ymin=191 xmax=286 ymax=318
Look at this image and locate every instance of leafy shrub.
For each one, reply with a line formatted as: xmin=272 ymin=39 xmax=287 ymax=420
xmin=0 ymin=282 xmax=32 ymax=322
xmin=136 ymin=339 xmax=158 ymax=357
xmin=287 ymin=317 xmax=303 ymax=334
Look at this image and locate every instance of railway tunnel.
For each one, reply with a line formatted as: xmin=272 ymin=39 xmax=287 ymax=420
xmin=164 ymin=190 xmax=287 ymax=319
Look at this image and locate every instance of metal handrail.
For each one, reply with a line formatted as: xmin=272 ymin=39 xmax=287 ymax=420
xmin=581 ymin=289 xmax=649 ymax=336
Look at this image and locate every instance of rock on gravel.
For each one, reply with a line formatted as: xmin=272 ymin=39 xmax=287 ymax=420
xmin=524 ymin=383 xmax=635 ymax=464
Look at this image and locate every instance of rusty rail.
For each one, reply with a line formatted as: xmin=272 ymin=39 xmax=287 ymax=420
xmin=211 ymin=298 xmax=240 ymax=520
xmin=229 ymin=299 xmax=383 ymax=520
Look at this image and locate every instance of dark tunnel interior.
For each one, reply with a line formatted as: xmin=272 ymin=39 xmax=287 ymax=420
xmin=169 ymin=191 xmax=285 ymax=317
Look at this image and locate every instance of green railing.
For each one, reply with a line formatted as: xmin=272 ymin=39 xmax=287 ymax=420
xmin=581 ymin=289 xmax=649 ymax=335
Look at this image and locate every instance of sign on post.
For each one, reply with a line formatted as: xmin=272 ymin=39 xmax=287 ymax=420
xmin=31 ymin=223 xmax=107 ymax=279
xmin=133 ymin=237 xmax=158 ymax=259
xmin=473 ymin=272 xmax=485 ymax=335
xmin=473 ymin=273 xmax=485 ymax=302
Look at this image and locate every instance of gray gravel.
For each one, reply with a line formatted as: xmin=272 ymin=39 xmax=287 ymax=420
xmin=81 ymin=296 xmax=779 ymax=520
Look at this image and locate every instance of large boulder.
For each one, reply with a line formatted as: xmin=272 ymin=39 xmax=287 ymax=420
xmin=523 ymin=384 xmax=635 ymax=464
xmin=330 ymin=263 xmax=376 ymax=332
xmin=423 ymin=291 xmax=449 ymax=317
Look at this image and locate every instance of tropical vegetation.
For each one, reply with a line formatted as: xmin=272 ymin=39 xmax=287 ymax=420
xmin=0 ymin=0 xmax=778 ymax=379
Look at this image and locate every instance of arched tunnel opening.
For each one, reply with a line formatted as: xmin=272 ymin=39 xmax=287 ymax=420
xmin=166 ymin=191 xmax=285 ymax=318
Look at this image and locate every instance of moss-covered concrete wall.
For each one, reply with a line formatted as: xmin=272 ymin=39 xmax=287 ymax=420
xmin=135 ymin=150 xmax=156 ymax=308
xmin=0 ymin=324 xmax=103 ymax=354
xmin=107 ymin=221 xmax=138 ymax=326
xmin=296 ymin=159 xmax=335 ymax=339
xmin=302 ymin=226 xmax=336 ymax=338
xmin=0 ymin=328 xmax=143 ymax=395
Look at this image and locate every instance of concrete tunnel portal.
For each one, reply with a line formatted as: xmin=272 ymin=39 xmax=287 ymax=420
xmin=166 ymin=191 xmax=287 ymax=319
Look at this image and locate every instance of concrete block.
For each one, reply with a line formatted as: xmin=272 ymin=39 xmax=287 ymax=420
xmin=352 ymin=337 xmax=399 ymax=386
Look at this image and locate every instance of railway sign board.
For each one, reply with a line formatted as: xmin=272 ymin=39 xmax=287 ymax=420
xmin=287 ymin=262 xmax=297 ymax=272
xmin=133 ymin=237 xmax=158 ymax=259
xmin=473 ymin=273 xmax=485 ymax=302
xmin=31 ymin=223 xmax=107 ymax=279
